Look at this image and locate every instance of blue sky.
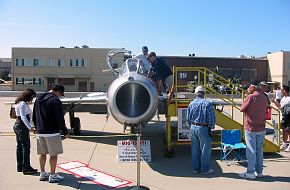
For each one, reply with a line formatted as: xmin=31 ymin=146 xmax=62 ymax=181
xmin=0 ymin=0 xmax=289 ymax=58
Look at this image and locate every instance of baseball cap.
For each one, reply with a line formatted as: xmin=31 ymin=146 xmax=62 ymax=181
xmin=259 ymin=81 xmax=269 ymax=86
xmin=142 ymin=46 xmax=148 ymax=52
xmin=194 ymin=85 xmax=205 ymax=94
xmin=52 ymin=85 xmax=65 ymax=96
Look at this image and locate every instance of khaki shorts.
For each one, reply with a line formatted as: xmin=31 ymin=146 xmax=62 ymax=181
xmin=37 ymin=135 xmax=63 ymax=156
xmin=165 ymin=75 xmax=173 ymax=88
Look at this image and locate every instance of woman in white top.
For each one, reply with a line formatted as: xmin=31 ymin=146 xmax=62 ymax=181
xmin=272 ymin=85 xmax=290 ymax=152
xmin=13 ymin=89 xmax=38 ymax=174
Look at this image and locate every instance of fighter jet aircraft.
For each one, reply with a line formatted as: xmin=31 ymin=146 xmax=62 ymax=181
xmin=61 ymin=49 xmax=159 ymax=135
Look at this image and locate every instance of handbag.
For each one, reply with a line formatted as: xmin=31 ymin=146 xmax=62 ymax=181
xmin=10 ymin=105 xmax=17 ymax=119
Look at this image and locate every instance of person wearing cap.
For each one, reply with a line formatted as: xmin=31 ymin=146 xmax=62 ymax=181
xmin=32 ymin=85 xmax=68 ymax=183
xmin=186 ymin=85 xmax=216 ymax=175
xmin=239 ymin=81 xmax=268 ymax=179
xmin=147 ymin=52 xmax=174 ymax=98
xmin=133 ymin=46 xmax=150 ymax=75
xmin=271 ymin=85 xmax=290 ymax=152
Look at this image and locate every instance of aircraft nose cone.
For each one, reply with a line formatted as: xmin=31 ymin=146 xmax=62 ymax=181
xmin=116 ymin=82 xmax=150 ymax=117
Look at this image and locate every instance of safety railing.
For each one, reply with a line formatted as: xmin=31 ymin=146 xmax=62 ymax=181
xmin=168 ymin=66 xmax=281 ymax=151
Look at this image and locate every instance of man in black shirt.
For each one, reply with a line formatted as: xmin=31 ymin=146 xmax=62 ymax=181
xmin=33 ymin=85 xmax=68 ymax=183
xmin=147 ymin=52 xmax=173 ymax=98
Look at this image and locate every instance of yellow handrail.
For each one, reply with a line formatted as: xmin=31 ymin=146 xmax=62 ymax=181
xmin=170 ymin=66 xmax=280 ymax=149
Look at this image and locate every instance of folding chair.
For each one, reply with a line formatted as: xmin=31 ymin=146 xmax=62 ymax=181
xmin=220 ymin=129 xmax=246 ymax=166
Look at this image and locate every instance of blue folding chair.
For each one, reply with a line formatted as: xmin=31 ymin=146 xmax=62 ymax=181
xmin=220 ymin=129 xmax=246 ymax=166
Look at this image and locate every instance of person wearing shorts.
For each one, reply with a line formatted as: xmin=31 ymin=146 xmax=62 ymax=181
xmin=33 ymin=85 xmax=69 ymax=183
xmin=147 ymin=52 xmax=173 ymax=98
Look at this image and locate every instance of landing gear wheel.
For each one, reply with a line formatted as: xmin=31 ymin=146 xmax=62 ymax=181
xmin=164 ymin=147 xmax=174 ymax=158
xmin=72 ymin=117 xmax=81 ymax=135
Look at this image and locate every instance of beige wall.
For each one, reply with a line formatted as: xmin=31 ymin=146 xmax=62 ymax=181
xmin=267 ymin=51 xmax=290 ymax=86
xmin=12 ymin=48 xmax=123 ymax=92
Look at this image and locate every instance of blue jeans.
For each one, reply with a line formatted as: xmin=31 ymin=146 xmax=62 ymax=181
xmin=13 ymin=122 xmax=31 ymax=171
xmin=245 ymin=130 xmax=266 ymax=174
xmin=190 ymin=126 xmax=212 ymax=173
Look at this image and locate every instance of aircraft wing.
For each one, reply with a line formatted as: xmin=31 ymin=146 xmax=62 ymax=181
xmin=60 ymin=92 xmax=108 ymax=104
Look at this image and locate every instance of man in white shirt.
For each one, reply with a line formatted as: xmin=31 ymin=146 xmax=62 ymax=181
xmin=134 ymin=46 xmax=150 ymax=75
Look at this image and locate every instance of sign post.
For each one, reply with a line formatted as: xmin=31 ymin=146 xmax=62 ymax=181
xmin=128 ymin=132 xmax=150 ymax=190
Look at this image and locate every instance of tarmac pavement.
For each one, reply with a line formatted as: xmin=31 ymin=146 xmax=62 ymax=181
xmin=1 ymin=96 xmax=290 ymax=190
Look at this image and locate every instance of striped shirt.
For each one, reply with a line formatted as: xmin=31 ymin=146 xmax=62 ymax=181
xmin=186 ymin=97 xmax=216 ymax=129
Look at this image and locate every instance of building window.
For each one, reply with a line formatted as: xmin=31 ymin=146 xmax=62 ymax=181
xmin=81 ymin=59 xmax=87 ymax=67
xmin=38 ymin=78 xmax=42 ymax=85
xmin=57 ymin=59 xmax=64 ymax=67
xmin=15 ymin=58 xmax=44 ymax=67
xmin=33 ymin=59 xmax=38 ymax=66
xmin=69 ymin=58 xmax=87 ymax=67
xmin=32 ymin=58 xmax=44 ymax=66
xmin=16 ymin=78 xmax=22 ymax=85
xmin=16 ymin=77 xmax=44 ymax=85
xmin=47 ymin=59 xmax=56 ymax=67
xmin=32 ymin=78 xmax=42 ymax=85
xmin=24 ymin=78 xmax=33 ymax=85
xmin=16 ymin=78 xmax=24 ymax=85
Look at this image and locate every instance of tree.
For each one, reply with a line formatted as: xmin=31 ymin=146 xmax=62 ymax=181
xmin=0 ymin=70 xmax=10 ymax=81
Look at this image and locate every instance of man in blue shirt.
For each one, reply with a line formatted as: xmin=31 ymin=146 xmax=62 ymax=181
xmin=186 ymin=85 xmax=216 ymax=175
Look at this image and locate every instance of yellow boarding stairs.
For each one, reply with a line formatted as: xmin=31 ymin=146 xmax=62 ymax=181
xmin=163 ymin=66 xmax=280 ymax=157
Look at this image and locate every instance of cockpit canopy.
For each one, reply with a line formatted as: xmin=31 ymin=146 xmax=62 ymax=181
xmin=119 ymin=58 xmax=147 ymax=76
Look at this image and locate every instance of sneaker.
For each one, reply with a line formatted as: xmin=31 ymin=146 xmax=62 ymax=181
xmin=39 ymin=172 xmax=50 ymax=181
xmin=256 ymin=173 xmax=263 ymax=178
xmin=48 ymin=174 xmax=64 ymax=183
xmin=280 ymin=143 xmax=289 ymax=150
xmin=239 ymin=172 xmax=256 ymax=179
xmin=201 ymin=169 xmax=214 ymax=175
xmin=192 ymin=170 xmax=200 ymax=174
xmin=23 ymin=168 xmax=38 ymax=175
xmin=285 ymin=146 xmax=290 ymax=152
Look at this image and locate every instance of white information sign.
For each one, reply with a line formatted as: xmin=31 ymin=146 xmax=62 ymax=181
xmin=178 ymin=108 xmax=191 ymax=141
xmin=117 ymin=140 xmax=151 ymax=162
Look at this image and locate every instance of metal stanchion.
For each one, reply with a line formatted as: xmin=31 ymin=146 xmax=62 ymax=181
xmin=128 ymin=130 xmax=150 ymax=190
